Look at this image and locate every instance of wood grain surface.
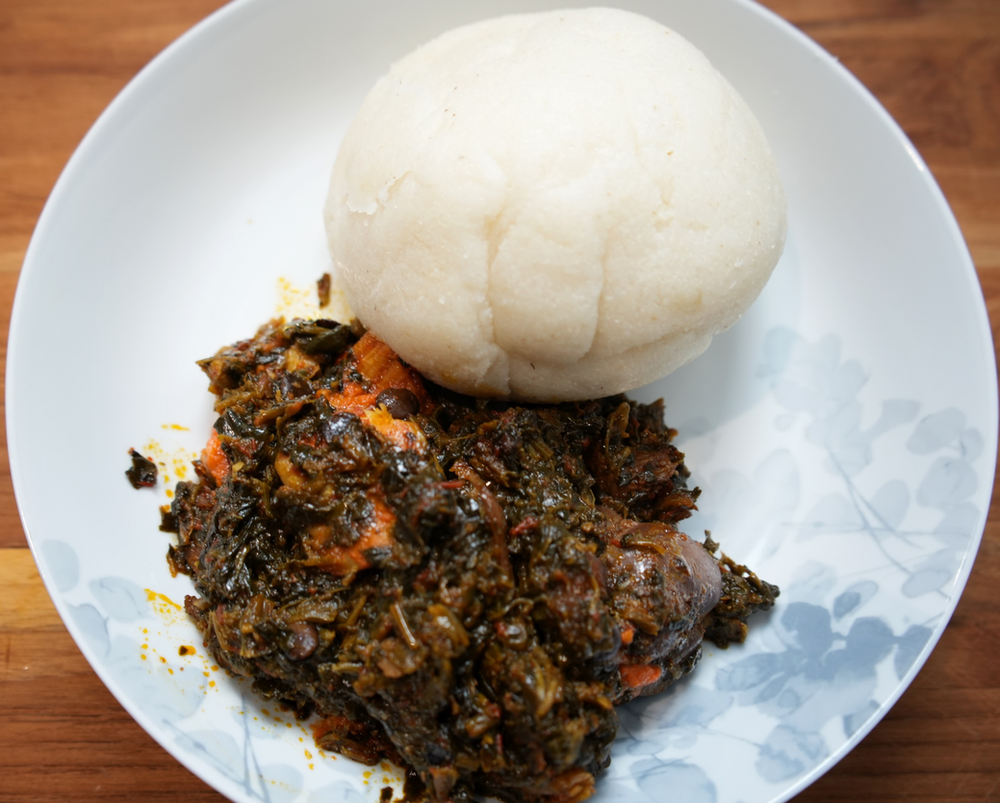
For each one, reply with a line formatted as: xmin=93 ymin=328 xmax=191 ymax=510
xmin=1 ymin=1 xmax=998 ymax=801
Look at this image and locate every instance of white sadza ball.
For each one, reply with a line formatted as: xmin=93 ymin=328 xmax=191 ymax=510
xmin=325 ymin=7 xmax=786 ymax=401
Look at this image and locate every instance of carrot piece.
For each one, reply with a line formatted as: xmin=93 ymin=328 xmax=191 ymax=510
xmin=620 ymin=623 xmax=635 ymax=646
xmin=620 ymin=663 xmax=662 ymax=690
xmin=201 ymin=430 xmax=230 ymax=487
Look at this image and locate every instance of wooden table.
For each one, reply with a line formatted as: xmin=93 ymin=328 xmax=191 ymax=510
xmin=1 ymin=1 xmax=997 ymax=801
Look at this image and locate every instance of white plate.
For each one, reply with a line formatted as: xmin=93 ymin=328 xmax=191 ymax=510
xmin=8 ymin=1 xmax=996 ymax=802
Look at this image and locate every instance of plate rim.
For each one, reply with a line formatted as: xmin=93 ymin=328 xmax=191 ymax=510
xmin=6 ymin=1 xmax=997 ymax=801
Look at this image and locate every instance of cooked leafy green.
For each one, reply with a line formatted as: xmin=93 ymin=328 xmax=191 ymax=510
xmin=163 ymin=319 xmax=776 ymax=803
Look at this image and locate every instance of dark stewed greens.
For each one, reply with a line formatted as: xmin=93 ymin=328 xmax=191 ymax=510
xmin=163 ymin=318 xmax=776 ymax=803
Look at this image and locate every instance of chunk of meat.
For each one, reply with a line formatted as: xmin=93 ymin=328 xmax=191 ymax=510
xmin=316 ymin=334 xmax=430 ymax=453
xmin=352 ymin=332 xmax=429 ymax=409
xmin=303 ymin=492 xmax=397 ymax=575
xmin=593 ymin=510 xmax=722 ymax=701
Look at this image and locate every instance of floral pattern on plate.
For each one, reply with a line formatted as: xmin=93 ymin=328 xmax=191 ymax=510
xmin=37 ymin=324 xmax=988 ymax=803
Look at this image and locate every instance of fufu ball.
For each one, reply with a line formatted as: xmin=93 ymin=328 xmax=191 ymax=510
xmin=324 ymin=7 xmax=786 ymax=401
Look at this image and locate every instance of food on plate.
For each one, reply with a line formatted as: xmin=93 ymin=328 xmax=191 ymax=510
xmin=162 ymin=318 xmax=777 ymax=803
xmin=126 ymin=448 xmax=157 ymax=488
xmin=317 ymin=272 xmax=332 ymax=308
xmin=324 ymin=8 xmax=786 ymax=401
